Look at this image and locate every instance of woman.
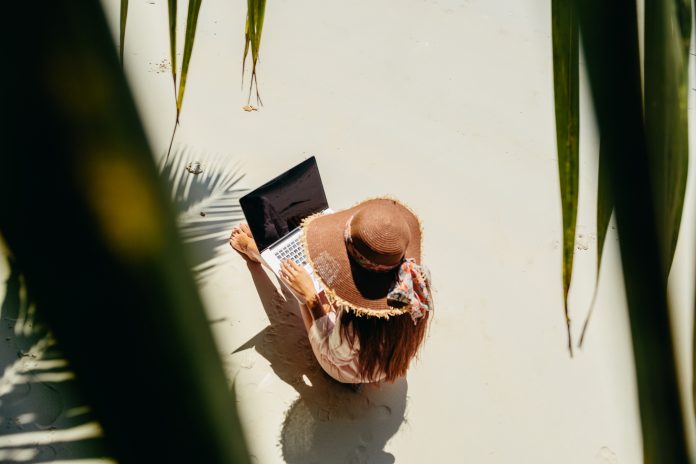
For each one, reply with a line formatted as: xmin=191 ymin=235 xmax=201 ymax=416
xmin=230 ymin=198 xmax=433 ymax=384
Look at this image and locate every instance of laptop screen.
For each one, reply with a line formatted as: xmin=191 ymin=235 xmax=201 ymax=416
xmin=240 ymin=156 xmax=328 ymax=251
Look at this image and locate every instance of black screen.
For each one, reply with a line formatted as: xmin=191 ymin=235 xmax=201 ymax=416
xmin=240 ymin=156 xmax=328 ymax=251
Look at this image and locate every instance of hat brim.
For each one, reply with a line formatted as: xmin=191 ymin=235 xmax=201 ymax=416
xmin=302 ymin=198 xmax=422 ymax=317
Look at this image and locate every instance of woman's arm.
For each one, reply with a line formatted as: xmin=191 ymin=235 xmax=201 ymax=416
xmin=304 ymin=292 xmax=330 ymax=320
xmin=299 ymin=292 xmax=331 ymax=332
xmin=279 ymin=260 xmax=331 ymax=330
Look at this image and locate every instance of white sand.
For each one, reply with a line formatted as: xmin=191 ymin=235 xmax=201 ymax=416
xmin=1 ymin=0 xmax=695 ymax=462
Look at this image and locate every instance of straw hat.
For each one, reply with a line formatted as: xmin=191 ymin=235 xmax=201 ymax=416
xmin=301 ymin=198 xmax=425 ymax=318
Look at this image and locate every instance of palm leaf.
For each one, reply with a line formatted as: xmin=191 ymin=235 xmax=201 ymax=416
xmin=645 ymin=0 xmax=691 ymax=279
xmin=0 ymin=1 xmax=250 ymax=460
xmin=176 ymin=0 xmax=202 ymax=120
xmin=577 ymin=0 xmax=689 ymax=460
xmin=167 ymin=0 xmax=202 ymax=161
xmin=168 ymin=0 xmax=178 ymax=102
xmin=551 ymin=0 xmax=579 ymax=356
xmin=578 ymin=0 xmax=691 ymax=347
xmin=243 ymin=0 xmax=266 ymax=105
xmin=119 ymin=0 xmax=128 ymax=65
xmin=160 ymin=147 xmax=248 ymax=282
xmin=664 ymin=0 xmax=696 ymax=438
xmin=675 ymin=0 xmax=693 ymax=61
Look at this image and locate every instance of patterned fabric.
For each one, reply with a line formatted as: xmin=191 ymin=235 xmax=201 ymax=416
xmin=387 ymin=258 xmax=433 ymax=324
xmin=344 ymin=216 xmax=401 ymax=272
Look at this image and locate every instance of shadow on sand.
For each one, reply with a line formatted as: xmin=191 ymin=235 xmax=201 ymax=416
xmin=233 ymin=262 xmax=407 ymax=464
xmin=0 ymin=255 xmax=111 ymax=463
xmin=159 ymin=147 xmax=248 ymax=282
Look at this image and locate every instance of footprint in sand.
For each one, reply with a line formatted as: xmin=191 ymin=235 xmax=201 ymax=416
xmin=596 ymin=446 xmax=617 ymax=464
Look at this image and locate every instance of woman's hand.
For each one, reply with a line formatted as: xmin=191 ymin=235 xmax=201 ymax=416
xmin=279 ymin=260 xmax=317 ymax=304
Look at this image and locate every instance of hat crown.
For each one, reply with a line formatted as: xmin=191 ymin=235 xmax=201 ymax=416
xmin=303 ymin=197 xmax=424 ymax=314
xmin=350 ymin=204 xmax=410 ymax=268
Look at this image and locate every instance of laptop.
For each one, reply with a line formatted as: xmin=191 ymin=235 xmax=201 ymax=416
xmin=239 ymin=156 xmax=331 ymax=293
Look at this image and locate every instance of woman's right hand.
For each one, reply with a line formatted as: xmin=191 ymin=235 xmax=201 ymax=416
xmin=279 ymin=260 xmax=317 ymax=304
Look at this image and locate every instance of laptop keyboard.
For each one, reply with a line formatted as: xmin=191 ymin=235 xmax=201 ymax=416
xmin=274 ymin=239 xmax=308 ymax=267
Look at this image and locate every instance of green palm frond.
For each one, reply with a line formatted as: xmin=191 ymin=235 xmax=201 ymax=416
xmin=645 ymin=0 xmax=691 ymax=278
xmin=577 ymin=0 xmax=690 ymax=460
xmin=119 ymin=0 xmax=128 ymax=65
xmin=243 ymin=0 xmax=266 ymax=106
xmin=166 ymin=0 xmax=203 ymax=161
xmin=551 ymin=0 xmax=579 ymax=356
xmin=675 ymin=0 xmax=693 ymax=60
xmin=176 ymin=0 xmax=202 ymax=120
xmin=2 ymin=2 xmax=252 ymax=461
xmin=168 ymin=0 xmax=177 ymax=101
xmin=556 ymin=0 xmax=692 ymax=350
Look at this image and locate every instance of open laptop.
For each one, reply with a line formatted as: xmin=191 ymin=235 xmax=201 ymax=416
xmin=239 ymin=156 xmax=331 ymax=292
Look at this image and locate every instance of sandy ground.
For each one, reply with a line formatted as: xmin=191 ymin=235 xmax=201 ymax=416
xmin=1 ymin=0 xmax=695 ymax=462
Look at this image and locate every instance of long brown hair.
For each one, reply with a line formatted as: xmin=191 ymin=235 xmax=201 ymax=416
xmin=339 ymin=309 xmax=431 ymax=383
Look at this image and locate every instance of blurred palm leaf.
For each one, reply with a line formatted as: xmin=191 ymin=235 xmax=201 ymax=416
xmin=576 ymin=0 xmax=690 ymax=460
xmin=557 ymin=0 xmax=692 ymax=347
xmin=551 ymin=0 xmax=579 ymax=356
xmin=645 ymin=0 xmax=691 ymax=278
xmin=119 ymin=0 xmax=128 ymax=64
xmin=0 ymin=1 xmax=250 ymax=461
xmin=675 ymin=0 xmax=693 ymax=59
xmin=243 ymin=0 xmax=266 ymax=105
xmin=645 ymin=0 xmax=695 ymax=433
xmin=160 ymin=147 xmax=248 ymax=281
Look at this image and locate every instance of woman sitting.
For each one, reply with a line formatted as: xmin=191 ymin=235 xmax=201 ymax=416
xmin=230 ymin=198 xmax=433 ymax=384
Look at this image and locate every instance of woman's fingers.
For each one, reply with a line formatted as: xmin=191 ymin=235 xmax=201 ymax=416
xmin=279 ymin=259 xmax=315 ymax=303
xmin=280 ymin=261 xmax=299 ymax=286
xmin=289 ymin=260 xmax=303 ymax=271
xmin=282 ymin=260 xmax=298 ymax=275
xmin=285 ymin=259 xmax=304 ymax=274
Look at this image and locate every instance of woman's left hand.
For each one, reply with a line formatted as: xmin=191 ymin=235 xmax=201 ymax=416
xmin=279 ymin=260 xmax=317 ymax=304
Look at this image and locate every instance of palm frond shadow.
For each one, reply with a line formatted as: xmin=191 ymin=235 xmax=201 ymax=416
xmin=0 ymin=255 xmax=111 ymax=462
xmin=159 ymin=146 xmax=248 ymax=281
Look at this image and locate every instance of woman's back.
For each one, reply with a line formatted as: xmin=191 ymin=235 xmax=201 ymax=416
xmin=308 ymin=308 xmax=385 ymax=384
